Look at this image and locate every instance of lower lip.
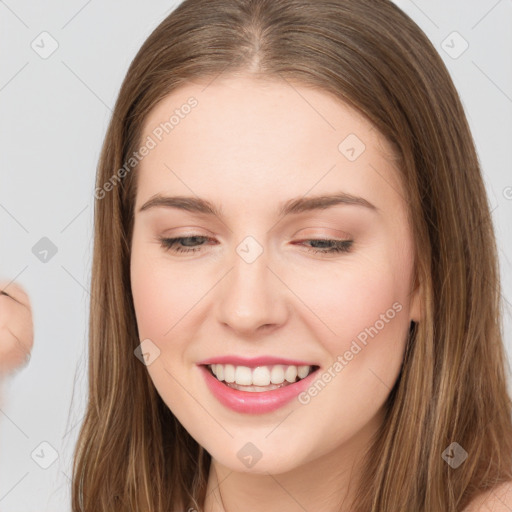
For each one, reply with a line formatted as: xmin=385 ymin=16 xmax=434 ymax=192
xmin=198 ymin=365 xmax=318 ymax=414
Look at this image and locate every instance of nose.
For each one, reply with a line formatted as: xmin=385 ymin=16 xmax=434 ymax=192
xmin=215 ymin=246 xmax=289 ymax=336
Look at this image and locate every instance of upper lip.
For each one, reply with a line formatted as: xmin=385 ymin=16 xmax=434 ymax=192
xmin=197 ymin=356 xmax=319 ymax=368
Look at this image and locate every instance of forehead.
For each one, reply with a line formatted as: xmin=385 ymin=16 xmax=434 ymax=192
xmin=136 ymin=76 xmax=405 ymax=214
xmin=141 ymin=75 xmax=390 ymax=154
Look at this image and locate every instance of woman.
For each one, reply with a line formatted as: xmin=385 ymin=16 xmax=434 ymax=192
xmin=71 ymin=0 xmax=512 ymax=510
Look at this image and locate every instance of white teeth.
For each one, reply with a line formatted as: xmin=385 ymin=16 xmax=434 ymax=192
xmin=209 ymin=363 xmax=314 ymax=386
xmin=297 ymin=365 xmax=310 ymax=379
xmin=252 ymin=366 xmax=271 ymax=386
xmin=224 ymin=364 xmax=235 ymax=383
xmin=235 ymin=366 xmax=252 ymax=385
xmin=270 ymin=365 xmax=285 ymax=384
xmin=285 ymin=365 xmax=297 ymax=383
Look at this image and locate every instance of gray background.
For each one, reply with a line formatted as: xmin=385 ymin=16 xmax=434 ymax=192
xmin=0 ymin=0 xmax=511 ymax=510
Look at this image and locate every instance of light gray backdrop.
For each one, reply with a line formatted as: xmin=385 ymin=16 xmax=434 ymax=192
xmin=0 ymin=0 xmax=511 ymax=510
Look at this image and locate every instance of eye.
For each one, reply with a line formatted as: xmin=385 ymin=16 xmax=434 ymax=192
xmin=159 ymin=236 xmax=353 ymax=256
xmin=297 ymin=238 xmax=353 ymax=255
xmin=159 ymin=236 xmax=214 ymax=254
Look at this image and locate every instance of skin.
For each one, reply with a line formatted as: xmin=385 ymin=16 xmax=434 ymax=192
xmin=463 ymin=482 xmax=512 ymax=512
xmin=0 ymin=281 xmax=33 ymax=376
xmin=0 ymin=280 xmax=33 ymax=411
xmin=130 ymin=75 xmax=422 ymax=511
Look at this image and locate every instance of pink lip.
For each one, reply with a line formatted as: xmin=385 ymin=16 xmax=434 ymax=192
xmin=197 ymin=355 xmax=317 ymax=367
xmin=198 ymin=364 xmax=319 ymax=414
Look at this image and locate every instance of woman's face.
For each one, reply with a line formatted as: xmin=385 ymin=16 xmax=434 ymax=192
xmin=130 ymin=76 xmax=421 ymax=475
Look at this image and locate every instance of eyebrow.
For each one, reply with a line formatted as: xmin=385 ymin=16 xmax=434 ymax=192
xmin=138 ymin=192 xmax=378 ymax=217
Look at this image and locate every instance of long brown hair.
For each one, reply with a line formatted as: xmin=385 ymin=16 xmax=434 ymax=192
xmin=71 ymin=0 xmax=512 ymax=510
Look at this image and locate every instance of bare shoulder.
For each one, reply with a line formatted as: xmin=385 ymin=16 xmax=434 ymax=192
xmin=463 ymin=481 xmax=512 ymax=512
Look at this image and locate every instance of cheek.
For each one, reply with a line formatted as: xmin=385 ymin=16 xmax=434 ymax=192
xmin=130 ymin=246 xmax=200 ymax=407
xmin=290 ymin=265 xmax=410 ymax=434
xmin=292 ymin=262 xmax=402 ymax=341
xmin=130 ymin=262 xmax=170 ymax=339
xmin=285 ymin=248 xmax=413 ymax=397
xmin=130 ymin=244 xmax=204 ymax=340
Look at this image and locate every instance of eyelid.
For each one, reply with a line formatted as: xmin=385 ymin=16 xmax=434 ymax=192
xmin=159 ymin=227 xmax=353 ymax=243
xmin=293 ymin=228 xmax=353 ymax=239
xmin=160 ymin=227 xmax=217 ymax=239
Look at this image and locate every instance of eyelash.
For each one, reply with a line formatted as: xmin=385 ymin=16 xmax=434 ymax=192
xmin=158 ymin=236 xmax=353 ymax=255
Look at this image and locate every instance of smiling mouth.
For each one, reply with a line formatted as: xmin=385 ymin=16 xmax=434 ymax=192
xmin=204 ymin=363 xmax=320 ymax=392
